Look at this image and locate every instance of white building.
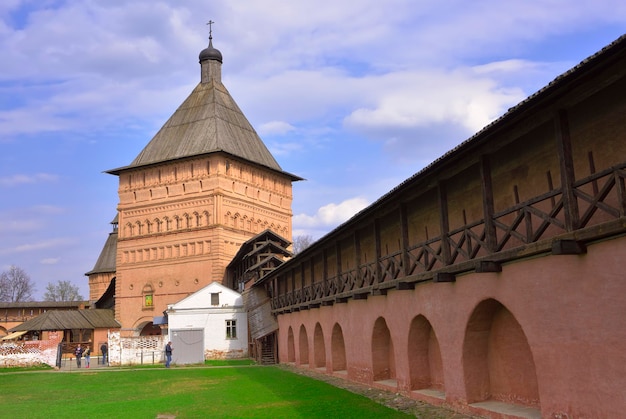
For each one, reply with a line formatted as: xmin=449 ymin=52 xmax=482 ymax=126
xmin=166 ymin=281 xmax=248 ymax=364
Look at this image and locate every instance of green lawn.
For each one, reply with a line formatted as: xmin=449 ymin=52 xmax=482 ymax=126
xmin=0 ymin=365 xmax=410 ymax=418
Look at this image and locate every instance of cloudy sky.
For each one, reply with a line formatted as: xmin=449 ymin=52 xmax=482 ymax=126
xmin=1 ymin=0 xmax=624 ymax=299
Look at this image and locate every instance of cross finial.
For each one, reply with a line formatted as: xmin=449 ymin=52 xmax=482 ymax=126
xmin=207 ymin=20 xmax=214 ymax=40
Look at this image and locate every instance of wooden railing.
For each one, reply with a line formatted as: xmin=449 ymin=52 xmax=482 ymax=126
xmin=271 ymin=162 xmax=626 ymax=313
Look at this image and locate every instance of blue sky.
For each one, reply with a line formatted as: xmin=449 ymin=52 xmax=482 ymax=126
xmin=1 ymin=0 xmax=624 ymax=300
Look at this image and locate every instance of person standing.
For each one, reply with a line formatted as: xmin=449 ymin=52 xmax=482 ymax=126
xmin=74 ymin=344 xmax=84 ymax=368
xmin=165 ymin=341 xmax=173 ymax=368
xmin=84 ymin=346 xmax=91 ymax=368
xmin=101 ymin=342 xmax=108 ymax=365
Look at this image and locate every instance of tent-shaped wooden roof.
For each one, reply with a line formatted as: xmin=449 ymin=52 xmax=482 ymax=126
xmin=85 ymin=231 xmax=117 ymax=276
xmin=85 ymin=215 xmax=118 ymax=276
xmin=106 ymin=44 xmax=301 ymax=182
xmin=9 ymin=309 xmax=120 ymax=332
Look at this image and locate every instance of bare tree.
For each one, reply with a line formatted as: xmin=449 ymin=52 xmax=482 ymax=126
xmin=0 ymin=265 xmax=35 ymax=302
xmin=43 ymin=280 xmax=84 ymax=302
xmin=292 ymin=234 xmax=315 ymax=255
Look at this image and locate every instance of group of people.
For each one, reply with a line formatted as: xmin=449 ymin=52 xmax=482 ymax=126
xmin=74 ymin=342 xmax=108 ymax=368
xmin=72 ymin=341 xmax=174 ymax=368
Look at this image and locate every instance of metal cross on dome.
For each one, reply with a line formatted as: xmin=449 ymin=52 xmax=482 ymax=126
xmin=207 ymin=20 xmax=214 ymax=38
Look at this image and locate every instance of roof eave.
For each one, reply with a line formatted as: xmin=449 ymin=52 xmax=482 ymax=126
xmin=106 ymin=150 xmax=304 ymax=182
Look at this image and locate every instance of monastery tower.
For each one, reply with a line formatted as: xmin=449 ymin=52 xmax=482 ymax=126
xmin=97 ymin=34 xmax=301 ymax=336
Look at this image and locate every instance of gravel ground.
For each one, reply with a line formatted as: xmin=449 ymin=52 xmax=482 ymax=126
xmin=278 ymin=365 xmax=481 ymax=418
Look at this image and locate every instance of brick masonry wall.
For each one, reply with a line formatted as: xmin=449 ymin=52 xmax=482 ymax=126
xmin=0 ymin=332 xmax=62 ymax=368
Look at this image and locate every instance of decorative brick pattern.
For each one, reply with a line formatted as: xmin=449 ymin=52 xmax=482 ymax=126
xmin=108 ymin=331 xmax=167 ymax=366
xmin=0 ymin=333 xmax=62 ymax=368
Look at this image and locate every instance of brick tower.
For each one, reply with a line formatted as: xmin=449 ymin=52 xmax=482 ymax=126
xmin=101 ymin=35 xmax=301 ymax=336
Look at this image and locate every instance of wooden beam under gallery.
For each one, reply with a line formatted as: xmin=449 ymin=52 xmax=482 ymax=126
xmin=371 ymin=288 xmax=387 ymax=296
xmin=396 ymin=281 xmax=416 ymax=290
xmin=551 ymin=239 xmax=587 ymax=255
xmin=433 ymin=272 xmax=456 ymax=283
xmin=475 ymin=260 xmax=502 ymax=273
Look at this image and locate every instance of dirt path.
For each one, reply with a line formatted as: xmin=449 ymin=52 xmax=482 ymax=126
xmin=278 ymin=365 xmax=480 ymax=418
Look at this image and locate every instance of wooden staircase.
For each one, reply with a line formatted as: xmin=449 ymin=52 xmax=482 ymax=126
xmin=259 ymin=334 xmax=277 ymax=365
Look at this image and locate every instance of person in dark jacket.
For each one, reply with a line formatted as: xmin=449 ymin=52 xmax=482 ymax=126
xmin=101 ymin=342 xmax=108 ymax=365
xmin=74 ymin=344 xmax=84 ymax=368
xmin=165 ymin=341 xmax=173 ymax=368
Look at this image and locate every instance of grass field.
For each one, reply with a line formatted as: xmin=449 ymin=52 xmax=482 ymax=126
xmin=0 ymin=364 xmax=411 ymax=418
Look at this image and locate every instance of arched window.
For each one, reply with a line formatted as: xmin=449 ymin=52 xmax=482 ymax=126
xmin=142 ymin=284 xmax=155 ymax=310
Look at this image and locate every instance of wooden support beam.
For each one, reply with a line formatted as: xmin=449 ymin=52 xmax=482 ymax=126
xmin=555 ymin=109 xmax=580 ymax=231
xmin=551 ymin=239 xmax=587 ymax=255
xmin=321 ymin=300 xmax=334 ymax=307
xmin=335 ymin=297 xmax=349 ymax=304
xmin=353 ymin=292 xmax=369 ymax=300
xmin=371 ymin=288 xmax=387 ymax=296
xmin=396 ymin=282 xmax=415 ymax=290
xmin=309 ymin=303 xmax=321 ymax=309
xmin=336 ymin=242 xmax=342 ymax=287
xmin=400 ymin=204 xmax=410 ymax=277
xmin=323 ymin=248 xmax=328 ymax=298
xmin=438 ymin=182 xmax=451 ymax=265
xmin=480 ymin=155 xmax=497 ymax=253
xmin=433 ymin=272 xmax=456 ymax=283
xmin=355 ymin=230 xmax=362 ymax=286
xmin=475 ymin=260 xmax=502 ymax=273
xmin=374 ymin=219 xmax=382 ymax=284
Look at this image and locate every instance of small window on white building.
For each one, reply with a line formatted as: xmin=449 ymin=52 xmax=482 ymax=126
xmin=226 ymin=320 xmax=237 ymax=339
xmin=211 ymin=293 xmax=219 ymax=306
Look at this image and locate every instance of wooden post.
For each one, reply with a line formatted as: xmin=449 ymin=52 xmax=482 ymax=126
xmin=354 ymin=230 xmax=362 ymax=285
xmin=480 ymin=155 xmax=497 ymax=253
xmin=555 ymin=109 xmax=579 ymax=231
xmin=438 ymin=182 xmax=451 ymax=265
xmin=400 ymin=204 xmax=410 ymax=277
xmin=374 ymin=219 xmax=382 ymax=282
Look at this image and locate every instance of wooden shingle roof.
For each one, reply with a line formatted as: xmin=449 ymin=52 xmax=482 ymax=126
xmin=9 ymin=309 xmax=120 ymax=332
xmin=107 ymin=78 xmax=300 ymax=180
xmin=85 ymin=231 xmax=117 ymax=275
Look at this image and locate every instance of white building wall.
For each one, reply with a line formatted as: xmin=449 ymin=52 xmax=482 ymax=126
xmin=167 ymin=282 xmax=249 ymax=359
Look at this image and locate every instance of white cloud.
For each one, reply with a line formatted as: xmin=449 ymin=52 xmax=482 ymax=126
xmin=0 ymin=173 xmax=60 ymax=187
xmin=294 ymin=197 xmax=369 ymax=230
xmin=40 ymin=258 xmax=59 ymax=265
xmin=32 ymin=205 xmax=65 ymax=215
xmin=0 ymin=219 xmax=41 ymax=233
xmin=344 ymin=68 xmax=526 ymax=135
xmin=258 ymin=121 xmax=295 ymax=136
xmin=8 ymin=238 xmax=75 ymax=254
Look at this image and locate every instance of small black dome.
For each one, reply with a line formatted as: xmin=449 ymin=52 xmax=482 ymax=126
xmin=199 ymin=39 xmax=222 ymax=63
